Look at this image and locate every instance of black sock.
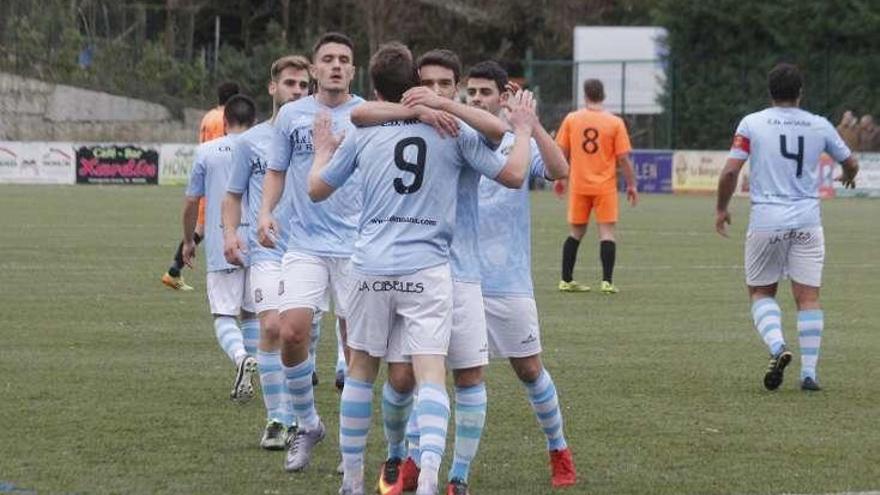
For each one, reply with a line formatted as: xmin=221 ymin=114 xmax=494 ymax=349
xmin=561 ymin=236 xmax=581 ymax=282
xmin=168 ymin=233 xmax=201 ymax=277
xmin=600 ymin=240 xmax=616 ymax=283
xmin=169 ymin=241 xmax=185 ymax=277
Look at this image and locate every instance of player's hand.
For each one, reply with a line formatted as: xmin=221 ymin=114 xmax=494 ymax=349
xmin=715 ymin=209 xmax=731 ymax=238
xmin=415 ymin=105 xmax=459 ymax=138
xmin=506 ymin=90 xmax=535 ymax=135
xmin=258 ymin=214 xmax=279 ymax=248
xmin=182 ymin=240 xmax=197 ymax=268
xmin=553 ymin=178 xmax=567 ymax=198
xmin=835 ymin=171 xmax=857 ymax=189
xmin=627 ymin=186 xmax=639 ymax=206
xmin=313 ymin=111 xmax=344 ymax=158
xmin=223 ymin=231 xmax=246 ymax=266
xmin=401 ymin=86 xmax=447 ymax=110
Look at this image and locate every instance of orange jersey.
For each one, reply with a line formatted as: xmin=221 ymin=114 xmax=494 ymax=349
xmin=555 ymin=108 xmax=632 ymax=195
xmin=199 ymin=106 xmax=226 ymax=143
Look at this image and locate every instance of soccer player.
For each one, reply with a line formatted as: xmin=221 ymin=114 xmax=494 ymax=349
xmin=716 ymin=63 xmax=859 ymax=391
xmin=259 ymin=32 xmax=362 ymax=473
xmin=222 ymin=55 xmax=313 ymax=450
xmin=308 ymin=42 xmax=533 ymax=495
xmin=181 ymin=94 xmax=259 ymax=403
xmin=555 ymin=78 xmax=638 ymax=294
xmin=467 ymin=61 xmax=577 ymax=490
xmin=349 ymin=49 xmax=514 ymax=495
xmin=163 ymin=81 xmax=241 ymax=291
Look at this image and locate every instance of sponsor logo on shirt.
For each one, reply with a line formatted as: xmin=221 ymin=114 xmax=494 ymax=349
xmin=357 ymin=280 xmax=425 ymax=294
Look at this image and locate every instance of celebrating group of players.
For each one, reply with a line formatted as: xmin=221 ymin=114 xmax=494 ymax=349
xmin=177 ymin=32 xmax=583 ymax=495
xmin=168 ymin=25 xmax=861 ymax=495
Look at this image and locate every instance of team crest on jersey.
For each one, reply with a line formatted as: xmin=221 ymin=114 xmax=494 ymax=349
xmin=254 ymin=288 xmax=263 ymax=303
xmin=278 ymin=280 xmax=285 ymax=296
xmin=500 ymin=144 xmax=514 ymax=156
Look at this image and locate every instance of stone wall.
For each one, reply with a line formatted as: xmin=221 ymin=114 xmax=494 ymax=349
xmin=0 ymin=72 xmax=204 ymax=143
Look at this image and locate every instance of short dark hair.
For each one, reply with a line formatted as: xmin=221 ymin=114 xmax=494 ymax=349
xmin=583 ymin=79 xmax=604 ymax=103
xmin=223 ymin=94 xmax=256 ymax=128
xmin=768 ymin=63 xmax=802 ymax=102
xmin=416 ymin=49 xmax=462 ymax=83
xmin=312 ymin=32 xmax=354 ymax=61
xmin=467 ymin=60 xmax=508 ymax=93
xmin=217 ymin=81 xmax=240 ymax=106
xmin=369 ymin=42 xmax=417 ymax=103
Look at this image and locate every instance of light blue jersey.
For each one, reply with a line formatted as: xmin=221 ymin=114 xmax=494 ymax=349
xmin=321 ymin=120 xmax=506 ymax=276
xmin=227 ymin=121 xmax=292 ymax=264
xmin=729 ymin=107 xmax=851 ymax=231
xmin=449 ymin=167 xmax=482 ymax=283
xmin=185 ymin=134 xmax=248 ymax=272
xmin=268 ymin=95 xmax=365 ymax=257
xmin=479 ymin=133 xmax=545 ymax=297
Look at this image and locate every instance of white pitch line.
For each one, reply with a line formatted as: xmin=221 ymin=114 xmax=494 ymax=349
xmin=613 ymin=263 xmax=880 ymax=271
xmin=772 ymin=492 xmax=880 ymax=495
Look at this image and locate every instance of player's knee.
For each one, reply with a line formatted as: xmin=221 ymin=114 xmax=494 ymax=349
xmin=348 ymin=350 xmax=380 ymax=383
xmin=453 ymin=367 xmax=484 ymax=387
xmin=792 ymin=284 xmax=821 ymax=310
xmin=511 ymin=356 xmax=543 ymax=383
xmin=387 ymin=363 xmax=416 ymax=394
xmin=279 ymin=316 xmax=311 ymax=348
xmin=259 ymin=315 xmax=282 ymax=344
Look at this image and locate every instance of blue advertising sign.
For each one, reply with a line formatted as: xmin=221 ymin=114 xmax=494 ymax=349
xmin=619 ymin=150 xmax=673 ymax=193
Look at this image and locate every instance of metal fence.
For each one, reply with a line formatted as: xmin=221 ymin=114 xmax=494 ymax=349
xmin=526 ymin=58 xmax=673 ymax=149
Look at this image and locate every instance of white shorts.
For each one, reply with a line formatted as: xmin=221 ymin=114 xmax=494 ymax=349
xmin=279 ymin=251 xmax=351 ymax=317
xmin=484 ymin=296 xmax=542 ymax=359
xmin=250 ymin=260 xmax=283 ymax=314
xmin=387 ymin=280 xmax=489 ymax=369
xmin=348 ymin=263 xmax=453 ymax=359
xmin=206 ymin=267 xmax=255 ymax=316
xmin=745 ymin=226 xmax=824 ymax=287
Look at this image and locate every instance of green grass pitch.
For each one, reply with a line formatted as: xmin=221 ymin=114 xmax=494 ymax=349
xmin=0 ymin=185 xmax=877 ymax=494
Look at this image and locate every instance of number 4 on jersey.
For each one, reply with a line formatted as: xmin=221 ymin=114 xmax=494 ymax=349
xmin=779 ymin=135 xmax=805 ymax=178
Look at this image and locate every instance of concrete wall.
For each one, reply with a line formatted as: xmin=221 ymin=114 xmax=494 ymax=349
xmin=0 ymin=72 xmax=204 ymax=142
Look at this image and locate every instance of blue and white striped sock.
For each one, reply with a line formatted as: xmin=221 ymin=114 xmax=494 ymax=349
xmin=335 ymin=319 xmax=347 ymax=376
xmin=382 ymin=382 xmax=414 ymax=460
xmin=213 ymin=316 xmax=246 ymax=365
xmin=448 ymin=383 xmax=487 ymax=483
xmin=752 ymin=298 xmax=786 ymax=355
xmin=340 ymin=377 xmax=374 ymax=488
xmin=523 ymin=369 xmax=568 ymax=451
xmin=416 ymin=383 xmax=450 ymax=488
xmin=257 ymin=350 xmax=293 ymax=426
xmin=241 ymin=318 xmax=260 ymax=356
xmin=309 ymin=311 xmax=321 ymax=367
xmin=405 ymin=402 xmax=420 ymax=466
xmin=284 ymin=359 xmax=320 ymax=431
xmin=798 ymin=309 xmax=824 ymax=380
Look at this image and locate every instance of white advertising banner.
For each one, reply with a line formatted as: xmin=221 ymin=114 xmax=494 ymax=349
xmin=0 ymin=141 xmax=75 ymax=184
xmin=159 ymin=143 xmax=197 ymax=186
xmin=834 ymin=152 xmax=880 ymax=198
